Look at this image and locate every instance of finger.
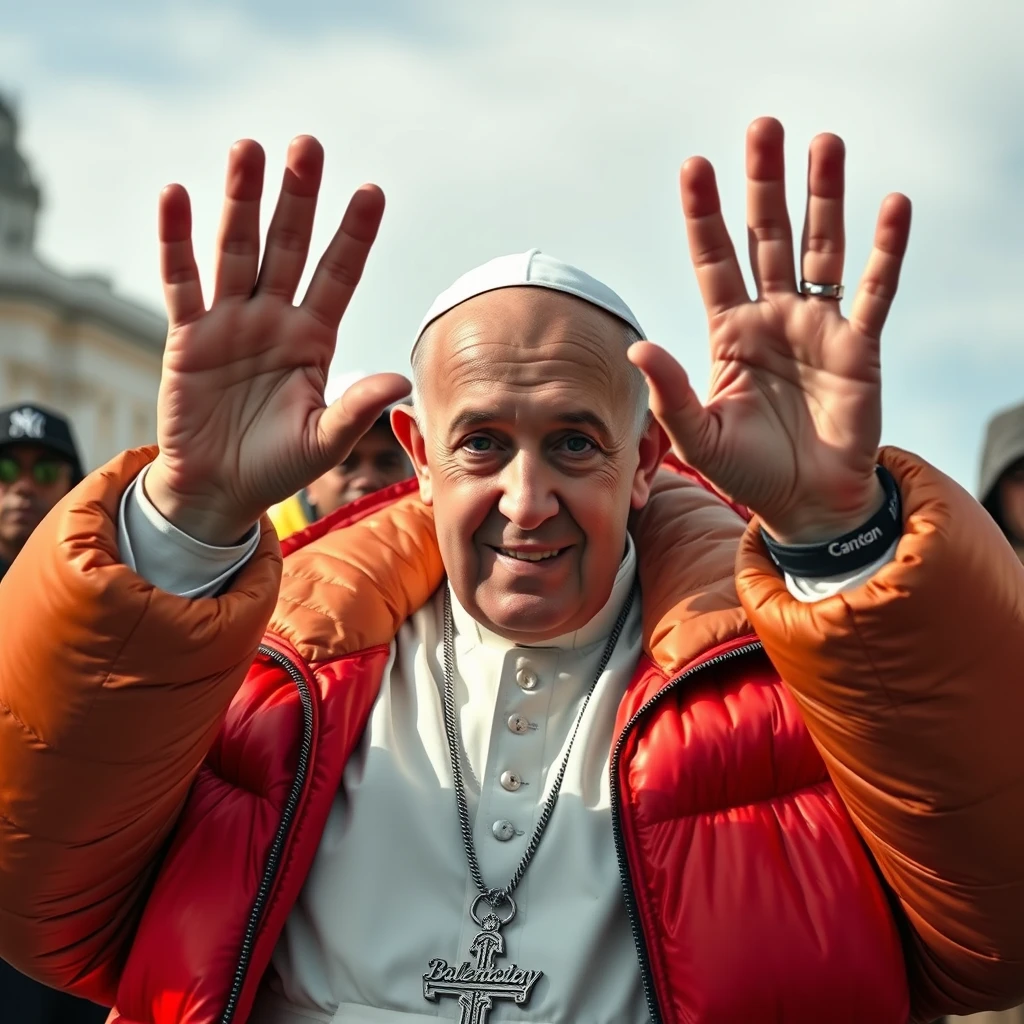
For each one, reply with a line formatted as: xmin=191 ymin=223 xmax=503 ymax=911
xmin=212 ymin=140 xmax=266 ymax=303
xmin=255 ymin=136 xmax=324 ymax=301
xmin=627 ymin=341 xmax=716 ymax=469
xmin=301 ymin=184 xmax=386 ymax=331
xmin=800 ymin=133 xmax=846 ymax=295
xmin=317 ymin=372 xmax=412 ymax=463
xmin=746 ymin=117 xmax=797 ymax=296
xmin=159 ymin=185 xmax=205 ymax=327
xmin=848 ymin=193 xmax=912 ymax=339
xmin=680 ymin=157 xmax=749 ymax=321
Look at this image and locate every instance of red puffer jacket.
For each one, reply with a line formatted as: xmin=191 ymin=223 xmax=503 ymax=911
xmin=1 ymin=447 xmax=1023 ymax=1023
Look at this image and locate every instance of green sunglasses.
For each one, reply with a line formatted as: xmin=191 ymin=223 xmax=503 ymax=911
xmin=0 ymin=456 xmax=66 ymax=486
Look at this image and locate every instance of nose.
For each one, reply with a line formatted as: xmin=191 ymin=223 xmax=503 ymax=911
xmin=349 ymin=472 xmax=376 ymax=492
xmin=10 ymin=474 xmax=36 ymax=498
xmin=496 ymin=451 xmax=559 ymax=530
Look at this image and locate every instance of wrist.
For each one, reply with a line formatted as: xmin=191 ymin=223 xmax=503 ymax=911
xmin=144 ymin=458 xmax=258 ymax=547
xmin=760 ymin=474 xmax=886 ymax=547
xmin=759 ymin=466 xmax=902 ymax=579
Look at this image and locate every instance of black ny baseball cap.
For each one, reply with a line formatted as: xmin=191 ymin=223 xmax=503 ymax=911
xmin=0 ymin=403 xmax=84 ymax=482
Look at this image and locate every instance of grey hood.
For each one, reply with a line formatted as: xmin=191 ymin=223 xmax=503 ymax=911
xmin=978 ymin=399 xmax=1024 ymax=526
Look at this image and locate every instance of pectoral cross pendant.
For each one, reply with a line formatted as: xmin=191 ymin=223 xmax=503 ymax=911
xmin=422 ymin=902 xmax=542 ymax=1024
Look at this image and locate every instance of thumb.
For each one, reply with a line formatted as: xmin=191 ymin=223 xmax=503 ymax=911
xmin=628 ymin=341 xmax=715 ymax=469
xmin=317 ymin=372 xmax=412 ymax=462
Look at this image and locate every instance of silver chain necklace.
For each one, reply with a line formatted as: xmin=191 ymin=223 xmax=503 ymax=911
xmin=422 ymin=583 xmax=636 ymax=1024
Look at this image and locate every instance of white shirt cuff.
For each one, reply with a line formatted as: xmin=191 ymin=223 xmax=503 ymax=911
xmin=117 ymin=465 xmax=260 ymax=598
xmin=783 ymin=539 xmax=899 ymax=604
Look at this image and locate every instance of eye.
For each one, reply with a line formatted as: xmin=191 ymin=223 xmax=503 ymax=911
xmin=464 ymin=436 xmax=496 ymax=453
xmin=34 ymin=461 xmax=62 ymax=485
xmin=561 ymin=435 xmax=596 ymax=455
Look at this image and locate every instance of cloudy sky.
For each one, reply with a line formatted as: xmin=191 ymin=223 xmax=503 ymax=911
xmin=2 ymin=0 xmax=1021 ymax=488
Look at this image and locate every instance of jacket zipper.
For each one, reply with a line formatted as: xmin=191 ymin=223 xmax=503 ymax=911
xmin=219 ymin=637 xmax=762 ymax=1022
xmin=609 ymin=640 xmax=764 ymax=1024
xmin=219 ymin=644 xmax=315 ymax=1024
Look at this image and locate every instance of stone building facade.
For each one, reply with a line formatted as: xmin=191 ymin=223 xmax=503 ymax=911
xmin=0 ymin=95 xmax=165 ymax=472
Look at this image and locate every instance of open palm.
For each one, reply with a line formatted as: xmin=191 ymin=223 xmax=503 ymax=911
xmin=149 ymin=137 xmax=409 ymax=544
xmin=630 ymin=118 xmax=912 ymax=543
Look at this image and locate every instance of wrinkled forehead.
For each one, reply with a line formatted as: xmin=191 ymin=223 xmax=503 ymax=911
xmin=417 ymin=288 xmax=635 ymax=419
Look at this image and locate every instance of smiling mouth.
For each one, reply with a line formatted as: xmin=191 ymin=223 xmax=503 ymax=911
xmin=493 ymin=546 xmax=568 ymax=563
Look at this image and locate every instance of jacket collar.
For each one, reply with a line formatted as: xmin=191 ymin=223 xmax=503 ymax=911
xmin=271 ymin=467 xmax=751 ymax=674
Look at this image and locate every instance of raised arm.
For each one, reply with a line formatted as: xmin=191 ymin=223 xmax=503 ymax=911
xmin=737 ymin=448 xmax=1024 ymax=1020
xmin=0 ymin=135 xmax=410 ymax=1001
xmin=630 ymin=117 xmax=1023 ymax=1017
xmin=0 ymin=447 xmax=281 ymax=1000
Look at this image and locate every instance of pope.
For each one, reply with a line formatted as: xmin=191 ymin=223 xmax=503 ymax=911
xmin=0 ymin=118 xmax=1022 ymax=1024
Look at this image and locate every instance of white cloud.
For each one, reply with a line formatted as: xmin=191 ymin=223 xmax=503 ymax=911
xmin=5 ymin=0 xmax=1024 ymax=487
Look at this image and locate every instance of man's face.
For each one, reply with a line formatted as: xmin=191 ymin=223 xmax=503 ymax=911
xmin=0 ymin=444 xmax=74 ymax=557
xmin=394 ymin=288 xmax=666 ymax=644
xmin=998 ymin=461 xmax=1024 ymax=550
xmin=305 ymin=424 xmax=411 ymax=516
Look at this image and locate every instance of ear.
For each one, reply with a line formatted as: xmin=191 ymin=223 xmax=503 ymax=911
xmin=390 ymin=405 xmax=433 ymax=505
xmin=630 ymin=414 xmax=671 ymax=511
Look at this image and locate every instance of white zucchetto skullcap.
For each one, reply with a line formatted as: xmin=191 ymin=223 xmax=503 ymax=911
xmin=412 ymin=249 xmax=645 ymax=357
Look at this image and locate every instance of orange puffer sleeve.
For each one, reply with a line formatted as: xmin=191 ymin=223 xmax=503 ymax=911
xmin=0 ymin=447 xmax=281 ymax=1004
xmin=736 ymin=446 xmax=1024 ymax=1022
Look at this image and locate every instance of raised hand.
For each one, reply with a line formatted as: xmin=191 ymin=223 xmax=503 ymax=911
xmin=146 ymin=136 xmax=410 ymax=545
xmin=629 ymin=118 xmax=912 ymax=544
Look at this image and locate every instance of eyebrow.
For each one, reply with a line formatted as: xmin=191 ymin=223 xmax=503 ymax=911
xmin=448 ymin=408 xmax=614 ymax=438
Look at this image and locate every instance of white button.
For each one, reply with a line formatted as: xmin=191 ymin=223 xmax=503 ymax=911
xmin=516 ymin=666 xmax=538 ymax=690
xmin=492 ymin=819 xmax=516 ymax=841
xmin=507 ymin=714 xmax=530 ymax=735
xmin=500 ymin=771 xmax=522 ymax=792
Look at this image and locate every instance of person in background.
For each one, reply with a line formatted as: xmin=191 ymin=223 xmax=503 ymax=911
xmin=269 ymin=372 xmax=411 ymax=539
xmin=942 ymin=404 xmax=1024 ymax=1024
xmin=0 ymin=401 xmax=106 ymax=1023
xmin=0 ymin=402 xmax=84 ymax=581
xmin=979 ymin=400 xmax=1024 ymax=564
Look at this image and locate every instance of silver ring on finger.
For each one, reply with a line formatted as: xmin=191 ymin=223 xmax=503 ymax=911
xmin=799 ymin=279 xmax=844 ymax=300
